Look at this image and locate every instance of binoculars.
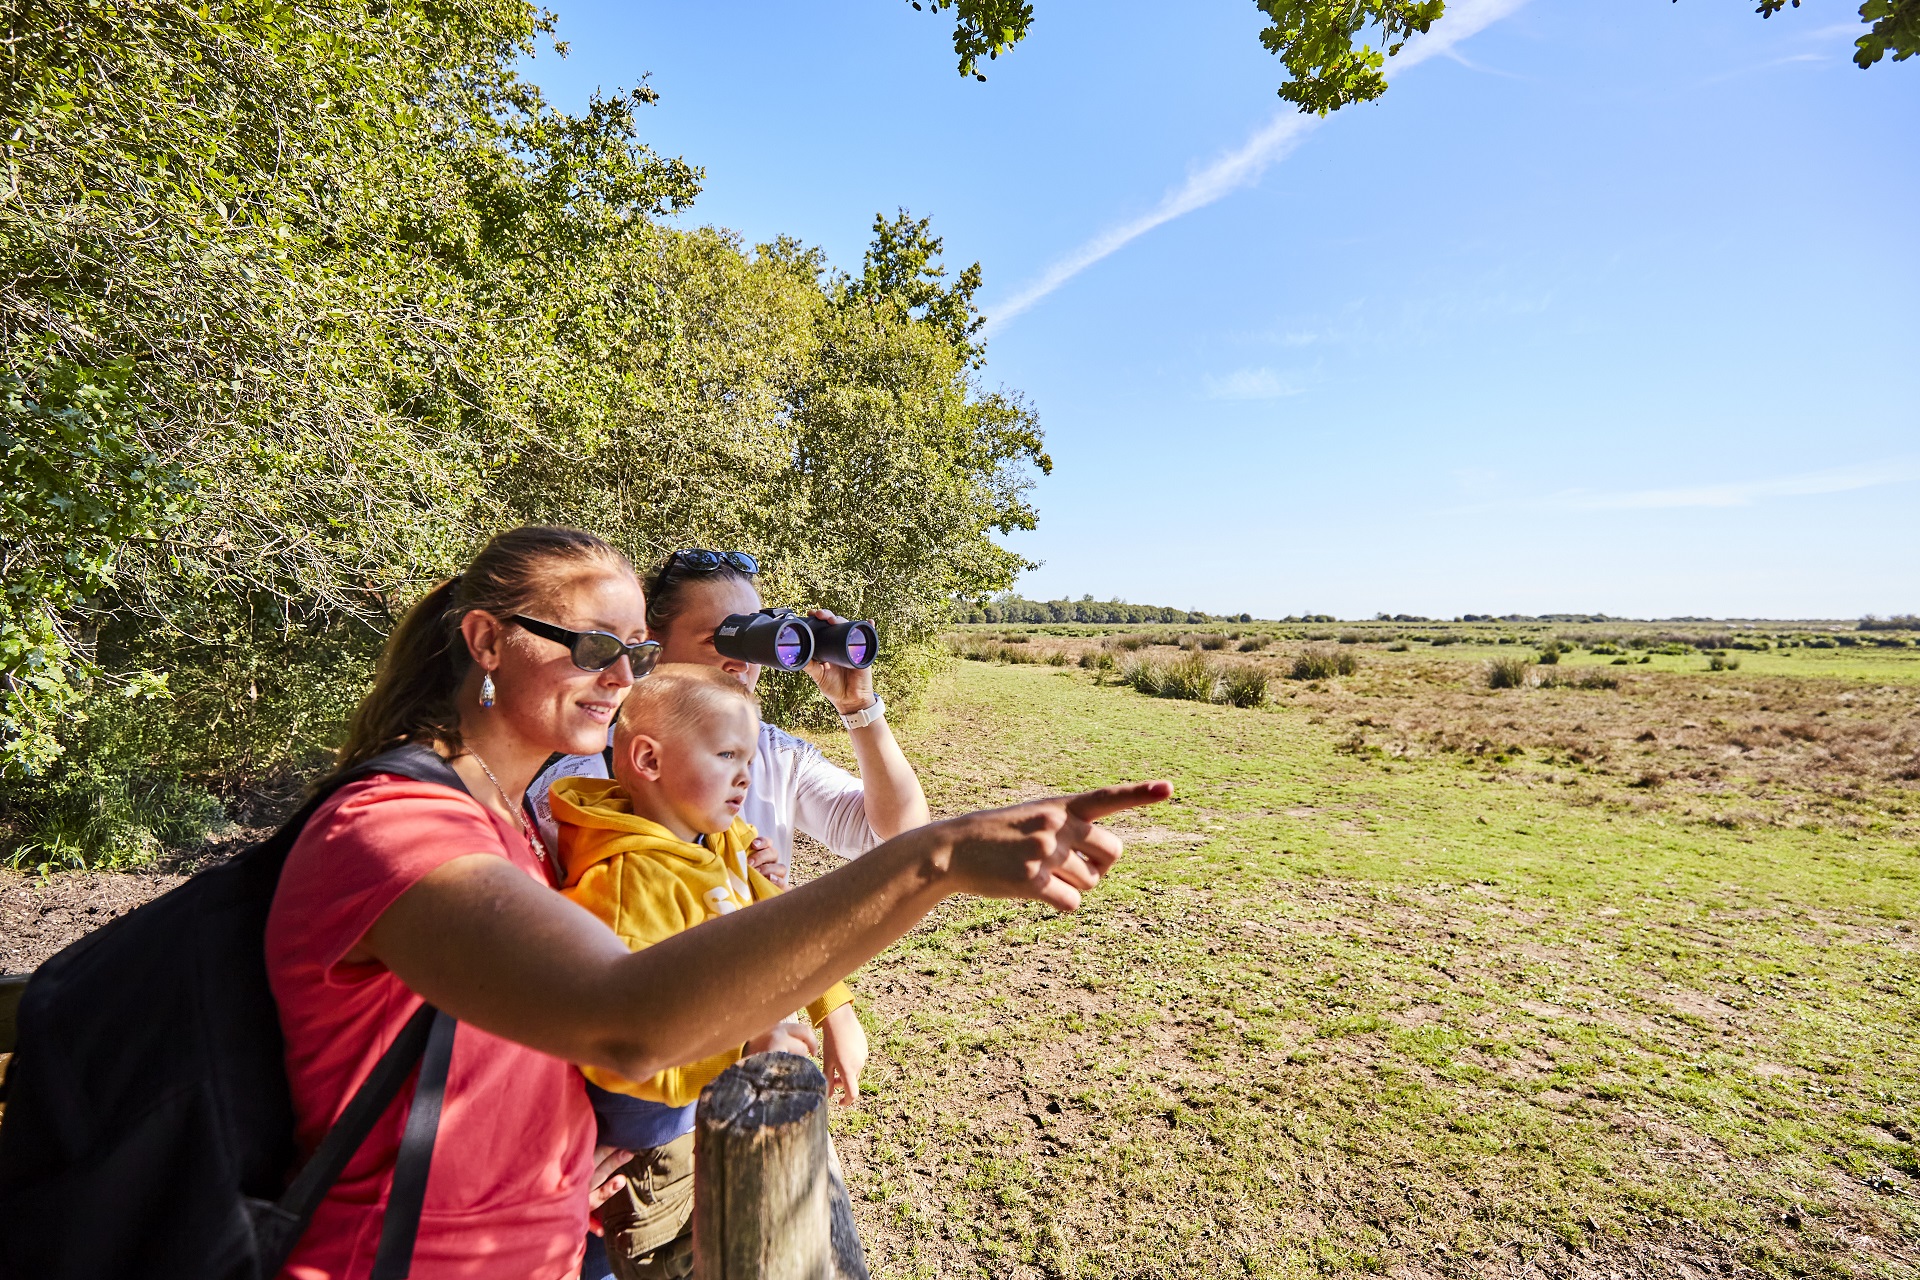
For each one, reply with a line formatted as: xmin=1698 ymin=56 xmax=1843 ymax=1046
xmin=713 ymin=609 xmax=878 ymax=671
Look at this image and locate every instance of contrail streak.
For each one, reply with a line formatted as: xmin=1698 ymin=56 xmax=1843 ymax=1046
xmin=980 ymin=0 xmax=1532 ymax=335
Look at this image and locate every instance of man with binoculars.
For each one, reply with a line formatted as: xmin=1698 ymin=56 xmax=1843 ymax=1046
xmin=527 ymin=547 xmax=930 ymax=888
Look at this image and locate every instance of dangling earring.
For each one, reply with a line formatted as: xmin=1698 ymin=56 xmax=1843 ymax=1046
xmin=480 ymin=672 xmax=496 ymax=709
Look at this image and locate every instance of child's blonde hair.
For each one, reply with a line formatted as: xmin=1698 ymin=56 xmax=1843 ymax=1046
xmin=615 ymin=663 xmax=760 ymax=746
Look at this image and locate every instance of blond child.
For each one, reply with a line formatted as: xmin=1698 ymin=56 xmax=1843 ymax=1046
xmin=552 ymin=664 xmax=867 ymax=1280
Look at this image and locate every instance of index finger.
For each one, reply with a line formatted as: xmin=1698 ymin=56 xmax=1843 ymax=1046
xmin=1064 ymin=780 xmax=1173 ymax=822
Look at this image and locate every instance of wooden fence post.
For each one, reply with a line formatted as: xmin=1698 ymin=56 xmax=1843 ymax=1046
xmin=692 ymin=1051 xmax=868 ymax=1280
xmin=0 ymin=973 xmax=28 ymax=1055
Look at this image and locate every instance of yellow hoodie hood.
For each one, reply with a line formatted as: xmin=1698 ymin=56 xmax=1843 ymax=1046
xmin=550 ymin=776 xmax=851 ymax=1106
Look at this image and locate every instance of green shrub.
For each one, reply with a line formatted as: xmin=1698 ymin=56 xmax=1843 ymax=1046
xmin=1119 ymin=653 xmax=1193 ymax=700
xmin=1216 ymin=664 xmax=1269 ymax=708
xmin=1486 ymin=656 xmax=1533 ymax=689
xmin=1539 ymin=668 xmax=1620 ymax=691
xmin=1289 ymin=648 xmax=1358 ymax=681
xmin=5 ymin=768 xmax=226 ymax=873
xmin=1159 ymin=651 xmax=1218 ymax=700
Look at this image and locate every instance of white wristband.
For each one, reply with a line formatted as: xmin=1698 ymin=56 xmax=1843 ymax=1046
xmin=838 ymin=695 xmax=886 ymax=731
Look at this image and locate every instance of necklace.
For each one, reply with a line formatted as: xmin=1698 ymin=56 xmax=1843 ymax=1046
xmin=466 ymin=747 xmax=532 ymax=845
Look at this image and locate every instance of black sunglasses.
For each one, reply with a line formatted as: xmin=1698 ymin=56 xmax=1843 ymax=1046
xmin=512 ymin=615 xmax=662 ymax=677
xmin=665 ymin=548 xmax=759 ymax=576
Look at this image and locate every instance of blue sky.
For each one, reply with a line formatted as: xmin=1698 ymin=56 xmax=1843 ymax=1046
xmin=525 ymin=1 xmax=1919 ymax=621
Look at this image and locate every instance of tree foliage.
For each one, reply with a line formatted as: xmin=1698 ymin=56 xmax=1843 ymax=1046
xmin=0 ymin=0 xmax=1046 ymax=862
xmin=954 ymin=596 xmax=1219 ymax=625
xmin=1758 ymin=0 xmax=1920 ymax=68
xmin=919 ymin=0 xmax=1913 ymax=112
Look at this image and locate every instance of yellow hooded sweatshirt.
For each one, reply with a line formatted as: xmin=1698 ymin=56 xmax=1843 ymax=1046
xmin=551 ymin=776 xmax=853 ymax=1106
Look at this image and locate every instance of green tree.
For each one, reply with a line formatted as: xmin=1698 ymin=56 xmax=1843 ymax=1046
xmin=1 ymin=0 xmax=1049 ymax=862
xmin=915 ymin=0 xmax=1914 ymax=112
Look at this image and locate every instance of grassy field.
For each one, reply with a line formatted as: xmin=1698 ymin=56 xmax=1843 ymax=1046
xmin=818 ymin=640 xmax=1920 ymax=1279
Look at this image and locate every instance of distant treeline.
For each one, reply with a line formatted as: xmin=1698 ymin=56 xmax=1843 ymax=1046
xmin=953 ymin=603 xmax=1920 ymax=630
xmin=953 ymin=596 xmax=1259 ymax=625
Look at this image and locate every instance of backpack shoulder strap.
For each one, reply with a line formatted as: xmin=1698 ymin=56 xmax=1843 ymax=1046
xmin=270 ymin=1003 xmax=439 ymax=1228
xmin=370 ymin=1008 xmax=456 ymax=1280
xmin=337 ymin=742 xmax=471 ymax=798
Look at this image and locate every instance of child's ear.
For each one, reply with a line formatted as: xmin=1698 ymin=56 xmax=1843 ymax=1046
xmin=620 ymin=733 xmax=666 ymax=782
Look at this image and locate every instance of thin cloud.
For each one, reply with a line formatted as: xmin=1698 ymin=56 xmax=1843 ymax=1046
xmin=1204 ymin=368 xmax=1302 ymax=400
xmin=980 ymin=114 xmax=1320 ymax=336
xmin=1702 ymin=51 xmax=1827 ymax=85
xmin=980 ymin=0 xmax=1531 ymax=335
xmin=1456 ymin=459 xmax=1920 ymax=514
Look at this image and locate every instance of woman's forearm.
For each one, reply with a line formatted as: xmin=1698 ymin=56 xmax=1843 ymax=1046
xmin=846 ymin=718 xmax=931 ymax=839
xmin=362 ymin=822 xmax=954 ymax=1081
xmin=361 ymin=782 xmax=1162 ymax=1083
xmin=591 ymin=828 xmax=948 ymax=1075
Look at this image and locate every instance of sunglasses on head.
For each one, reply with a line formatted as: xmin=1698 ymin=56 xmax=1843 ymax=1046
xmin=512 ymin=615 xmax=662 ymax=677
xmin=665 ymin=548 xmax=759 ymax=576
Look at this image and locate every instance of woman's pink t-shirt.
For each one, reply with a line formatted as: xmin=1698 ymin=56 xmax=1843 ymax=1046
xmin=265 ymin=776 xmax=596 ymax=1280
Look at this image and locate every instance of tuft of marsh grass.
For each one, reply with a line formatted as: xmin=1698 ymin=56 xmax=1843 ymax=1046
xmin=1486 ymin=655 xmax=1534 ymax=689
xmin=1118 ymin=651 xmax=1269 ymax=707
xmin=1289 ymin=648 xmax=1359 ymax=681
xmin=1708 ymin=653 xmax=1742 ymax=672
xmin=1236 ymin=637 xmax=1268 ymax=653
xmin=1158 ymin=651 xmax=1218 ymax=700
xmin=1538 ymin=668 xmax=1621 ymax=691
xmin=1216 ymin=663 xmax=1269 ymax=707
xmin=949 ymin=637 xmax=1044 ymax=665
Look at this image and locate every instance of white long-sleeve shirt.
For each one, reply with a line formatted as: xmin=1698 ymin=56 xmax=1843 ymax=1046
xmin=528 ymin=723 xmax=879 ymax=877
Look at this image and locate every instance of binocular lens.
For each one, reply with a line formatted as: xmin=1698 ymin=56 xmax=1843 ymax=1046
xmin=772 ymin=620 xmax=810 ymax=670
xmin=819 ymin=620 xmax=877 ymax=669
xmin=843 ymin=628 xmax=871 ymax=667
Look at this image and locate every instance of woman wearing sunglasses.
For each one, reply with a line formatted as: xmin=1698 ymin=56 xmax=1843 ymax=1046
xmin=263 ymin=525 xmax=1168 ymax=1280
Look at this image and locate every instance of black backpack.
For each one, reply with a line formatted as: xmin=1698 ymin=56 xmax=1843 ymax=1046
xmin=0 ymin=744 xmax=469 ymax=1280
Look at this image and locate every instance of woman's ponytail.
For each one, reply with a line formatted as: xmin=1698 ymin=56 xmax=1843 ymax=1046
xmin=333 ymin=527 xmax=629 ymax=774
xmin=335 ymin=576 xmax=467 ymax=772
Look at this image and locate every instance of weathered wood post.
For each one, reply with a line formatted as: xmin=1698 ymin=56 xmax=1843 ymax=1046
xmin=692 ymin=1051 xmax=868 ymax=1280
xmin=0 ymin=972 xmax=28 ymax=1054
